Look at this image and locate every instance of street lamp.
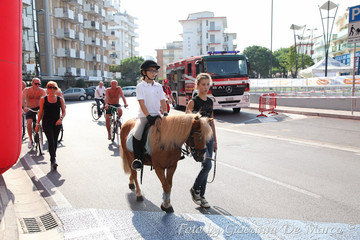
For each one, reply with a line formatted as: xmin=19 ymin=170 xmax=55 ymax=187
xmin=306 ymin=28 xmax=318 ymax=58
xmin=319 ymin=1 xmax=338 ymax=77
xmin=290 ymin=24 xmax=305 ymax=77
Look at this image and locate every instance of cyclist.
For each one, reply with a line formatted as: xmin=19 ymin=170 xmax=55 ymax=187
xmin=162 ymin=78 xmax=175 ymax=113
xmin=131 ymin=60 xmax=168 ymax=170
xmin=22 ymin=77 xmax=46 ymax=148
xmin=95 ymin=81 xmax=106 ymax=118
xmin=104 ymin=80 xmax=128 ymax=140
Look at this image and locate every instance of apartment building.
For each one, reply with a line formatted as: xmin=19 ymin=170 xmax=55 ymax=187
xmin=156 ymin=41 xmax=183 ymax=79
xmin=22 ymin=0 xmax=137 ymax=88
xmin=179 ymin=11 xmax=237 ymax=59
xmin=329 ymin=12 xmax=360 ymax=75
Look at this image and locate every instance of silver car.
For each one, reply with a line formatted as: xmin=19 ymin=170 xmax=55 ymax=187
xmin=63 ymin=88 xmax=86 ymax=101
xmin=122 ymin=86 xmax=136 ymax=96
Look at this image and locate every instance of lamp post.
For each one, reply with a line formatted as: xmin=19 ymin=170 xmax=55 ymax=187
xmin=307 ymin=28 xmax=318 ymax=58
xmin=290 ymin=24 xmax=305 ymax=77
xmin=270 ymin=0 xmax=273 ymax=78
xmin=319 ymin=1 xmax=338 ymax=77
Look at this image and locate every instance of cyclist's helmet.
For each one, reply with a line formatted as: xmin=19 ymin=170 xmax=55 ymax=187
xmin=163 ymin=79 xmax=168 ymax=84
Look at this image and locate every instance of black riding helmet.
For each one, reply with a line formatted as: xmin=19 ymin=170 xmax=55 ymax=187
xmin=140 ymin=60 xmax=160 ymax=80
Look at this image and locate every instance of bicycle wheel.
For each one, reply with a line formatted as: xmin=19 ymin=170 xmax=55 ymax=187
xmin=22 ymin=114 xmax=26 ymax=139
xmin=91 ymin=104 xmax=100 ymax=120
xmin=57 ymin=126 xmax=63 ymax=143
xmin=111 ymin=119 xmax=116 ymax=142
xmin=38 ymin=126 xmax=44 ymax=155
xmin=115 ymin=120 xmax=120 ymax=145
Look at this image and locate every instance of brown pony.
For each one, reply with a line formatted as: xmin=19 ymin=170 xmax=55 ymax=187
xmin=120 ymin=114 xmax=213 ymax=213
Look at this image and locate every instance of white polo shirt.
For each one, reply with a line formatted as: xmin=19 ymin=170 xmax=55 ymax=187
xmin=136 ymin=80 xmax=165 ymax=118
xmin=95 ymin=86 xmax=105 ymax=99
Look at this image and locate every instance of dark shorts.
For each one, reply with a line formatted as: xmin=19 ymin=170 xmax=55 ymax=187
xmin=25 ymin=107 xmax=40 ymax=121
xmin=106 ymin=104 xmax=121 ymax=115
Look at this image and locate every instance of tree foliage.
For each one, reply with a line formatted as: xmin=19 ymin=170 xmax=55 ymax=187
xmin=244 ymin=45 xmax=273 ymax=78
xmin=119 ymin=56 xmax=144 ymax=84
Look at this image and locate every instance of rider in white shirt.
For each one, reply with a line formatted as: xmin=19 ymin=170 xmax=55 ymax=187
xmin=95 ymin=81 xmax=106 ymax=118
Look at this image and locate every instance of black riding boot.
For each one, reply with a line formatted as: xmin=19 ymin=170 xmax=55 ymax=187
xmin=132 ymin=137 xmax=143 ymax=170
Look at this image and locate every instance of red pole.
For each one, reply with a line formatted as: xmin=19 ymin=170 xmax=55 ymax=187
xmin=0 ymin=0 xmax=22 ymax=174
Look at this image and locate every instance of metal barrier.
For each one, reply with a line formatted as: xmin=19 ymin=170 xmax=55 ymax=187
xmin=257 ymin=93 xmax=278 ymax=117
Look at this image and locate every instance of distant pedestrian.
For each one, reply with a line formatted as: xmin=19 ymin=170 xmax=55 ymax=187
xmin=35 ymin=81 xmax=66 ymax=171
xmin=95 ymin=81 xmax=106 ymax=118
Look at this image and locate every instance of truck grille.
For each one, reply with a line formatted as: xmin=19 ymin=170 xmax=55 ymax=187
xmin=210 ymin=84 xmax=247 ymax=97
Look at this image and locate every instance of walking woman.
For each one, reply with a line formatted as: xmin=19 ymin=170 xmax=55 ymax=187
xmin=186 ymin=73 xmax=217 ymax=208
xmin=35 ymin=81 xmax=66 ymax=171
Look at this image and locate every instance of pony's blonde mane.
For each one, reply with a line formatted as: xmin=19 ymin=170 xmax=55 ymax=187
xmin=149 ymin=114 xmax=213 ymax=152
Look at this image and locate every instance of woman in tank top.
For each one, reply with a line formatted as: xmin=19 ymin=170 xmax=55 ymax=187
xmin=35 ymin=81 xmax=66 ymax=171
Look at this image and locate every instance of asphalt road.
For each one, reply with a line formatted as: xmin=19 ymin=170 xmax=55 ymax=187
xmin=24 ymin=97 xmax=360 ymax=239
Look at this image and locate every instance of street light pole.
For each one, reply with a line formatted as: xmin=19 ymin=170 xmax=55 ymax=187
xmin=270 ymin=0 xmax=273 ymax=78
xmin=319 ymin=1 xmax=338 ymax=77
xmin=290 ymin=24 xmax=305 ymax=77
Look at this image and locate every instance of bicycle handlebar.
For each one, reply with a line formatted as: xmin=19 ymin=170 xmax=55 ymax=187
xmin=26 ymin=107 xmax=39 ymax=113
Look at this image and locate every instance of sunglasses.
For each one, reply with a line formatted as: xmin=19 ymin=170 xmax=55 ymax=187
xmin=47 ymin=86 xmax=57 ymax=90
xmin=34 ymin=83 xmax=41 ymax=86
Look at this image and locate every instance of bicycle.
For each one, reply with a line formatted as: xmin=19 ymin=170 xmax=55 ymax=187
xmin=109 ymin=105 xmax=122 ymax=145
xmin=91 ymin=98 xmax=105 ymax=120
xmin=27 ymin=108 xmax=44 ymax=155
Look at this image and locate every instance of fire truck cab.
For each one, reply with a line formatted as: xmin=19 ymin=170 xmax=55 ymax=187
xmin=166 ymin=51 xmax=250 ymax=113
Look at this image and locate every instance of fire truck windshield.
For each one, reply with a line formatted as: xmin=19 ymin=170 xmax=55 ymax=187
xmin=206 ymin=60 xmax=247 ymax=78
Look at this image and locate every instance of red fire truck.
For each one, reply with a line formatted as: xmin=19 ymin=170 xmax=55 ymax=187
xmin=166 ymin=51 xmax=250 ymax=113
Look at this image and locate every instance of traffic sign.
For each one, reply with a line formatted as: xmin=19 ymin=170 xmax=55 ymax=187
xmin=348 ymin=5 xmax=360 ymax=43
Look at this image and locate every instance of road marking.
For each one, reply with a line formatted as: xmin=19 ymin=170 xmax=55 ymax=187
xmin=217 ymin=127 xmax=360 ymax=154
xmin=22 ymin=153 xmax=72 ymax=208
xmin=218 ymin=161 xmax=322 ymax=199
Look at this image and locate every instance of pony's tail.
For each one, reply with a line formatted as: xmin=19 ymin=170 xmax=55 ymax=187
xmin=120 ymin=143 xmax=132 ymax=174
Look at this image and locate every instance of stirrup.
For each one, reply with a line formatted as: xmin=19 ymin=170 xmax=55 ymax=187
xmin=131 ymin=159 xmax=143 ymax=170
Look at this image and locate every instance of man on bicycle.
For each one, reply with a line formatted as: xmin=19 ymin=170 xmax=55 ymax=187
xmin=95 ymin=81 xmax=105 ymax=118
xmin=22 ymin=77 xmax=46 ymax=148
xmin=104 ymin=80 xmax=128 ymax=140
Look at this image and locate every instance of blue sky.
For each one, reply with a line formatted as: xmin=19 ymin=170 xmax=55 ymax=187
xmin=120 ymin=0 xmax=359 ymax=58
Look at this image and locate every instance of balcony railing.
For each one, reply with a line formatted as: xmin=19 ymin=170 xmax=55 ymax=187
xmin=56 ymin=28 xmax=76 ymax=40
xmin=84 ymin=20 xmax=100 ymax=31
xmin=75 ymin=32 xmax=84 ymax=42
xmin=83 ymin=4 xmax=100 ymax=15
xmin=104 ymin=0 xmax=119 ymax=11
xmin=64 ymin=0 xmax=82 ymax=6
xmin=54 ymin=8 xmax=75 ymax=20
xmin=76 ymin=50 xmax=85 ymax=60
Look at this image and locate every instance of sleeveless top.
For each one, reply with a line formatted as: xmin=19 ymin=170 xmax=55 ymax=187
xmin=43 ymin=96 xmax=61 ymax=125
xmin=192 ymin=96 xmax=213 ymax=118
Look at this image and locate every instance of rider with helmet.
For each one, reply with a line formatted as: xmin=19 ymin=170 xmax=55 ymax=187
xmin=162 ymin=79 xmax=175 ymax=113
xmin=132 ymin=60 xmax=168 ymax=170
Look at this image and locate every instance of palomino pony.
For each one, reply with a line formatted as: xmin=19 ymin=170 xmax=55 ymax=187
xmin=120 ymin=114 xmax=213 ymax=213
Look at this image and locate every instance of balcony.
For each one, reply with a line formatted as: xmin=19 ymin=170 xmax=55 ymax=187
xmin=54 ymin=8 xmax=75 ymax=21
xmin=72 ymin=13 xmax=83 ymax=24
xmin=75 ymin=32 xmax=84 ymax=42
xmin=110 ymin=58 xmax=120 ymax=65
xmin=77 ymin=68 xmax=86 ymax=76
xmin=56 ymin=28 xmax=76 ymax=40
xmin=76 ymin=50 xmax=85 ymax=60
xmin=22 ymin=0 xmax=32 ymax=6
xmin=84 ymin=20 xmax=100 ymax=31
xmin=106 ymin=30 xmax=120 ymax=39
xmin=101 ymin=9 xmax=106 ymax=18
xmin=103 ymin=71 xmax=109 ymax=78
xmin=22 ymin=40 xmax=32 ymax=52
xmin=22 ymin=64 xmax=35 ymax=74
xmin=85 ymin=54 xmax=95 ymax=62
xmin=102 ymin=56 xmax=107 ymax=63
xmin=96 ymin=70 xmax=102 ymax=77
xmin=22 ymin=16 xmax=32 ymax=29
xmin=104 ymin=1 xmax=119 ymax=11
xmin=83 ymin=4 xmax=100 ymax=15
xmin=86 ymin=70 xmax=94 ymax=76
xmin=101 ymin=40 xmax=107 ymax=48
xmin=95 ymin=54 xmax=101 ymax=62
xmin=100 ymin=24 xmax=107 ymax=33
xmin=64 ymin=0 xmax=82 ymax=6
xmin=108 ymin=44 xmax=120 ymax=51
xmin=114 ymin=72 xmax=121 ymax=78
xmin=58 ymin=67 xmax=77 ymax=76
xmin=56 ymin=48 xmax=76 ymax=58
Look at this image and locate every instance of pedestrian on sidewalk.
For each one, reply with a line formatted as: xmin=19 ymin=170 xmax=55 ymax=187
xmin=186 ymin=73 xmax=217 ymax=209
xmin=35 ymin=81 xmax=66 ymax=171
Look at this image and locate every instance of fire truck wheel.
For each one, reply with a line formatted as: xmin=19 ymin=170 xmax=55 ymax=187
xmin=233 ymin=108 xmax=241 ymax=113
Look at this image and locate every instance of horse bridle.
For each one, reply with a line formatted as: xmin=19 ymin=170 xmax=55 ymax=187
xmin=182 ymin=124 xmax=207 ymax=162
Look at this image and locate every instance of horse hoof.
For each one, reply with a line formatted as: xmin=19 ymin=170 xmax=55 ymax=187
xmin=129 ymin=183 xmax=135 ymax=189
xmin=136 ymin=196 xmax=144 ymax=201
xmin=161 ymin=204 xmax=174 ymax=213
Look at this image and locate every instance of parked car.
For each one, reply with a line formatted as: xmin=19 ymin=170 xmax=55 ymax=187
xmin=63 ymin=88 xmax=86 ymax=101
xmin=84 ymin=88 xmax=95 ymax=100
xmin=122 ymin=86 xmax=136 ymax=96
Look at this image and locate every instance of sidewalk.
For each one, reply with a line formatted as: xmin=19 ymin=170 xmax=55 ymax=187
xmin=0 ymin=105 xmax=359 ymax=240
xmin=248 ymin=103 xmax=360 ymax=120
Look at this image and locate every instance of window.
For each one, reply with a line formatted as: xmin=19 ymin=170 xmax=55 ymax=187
xmin=187 ymin=63 xmax=192 ymax=75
